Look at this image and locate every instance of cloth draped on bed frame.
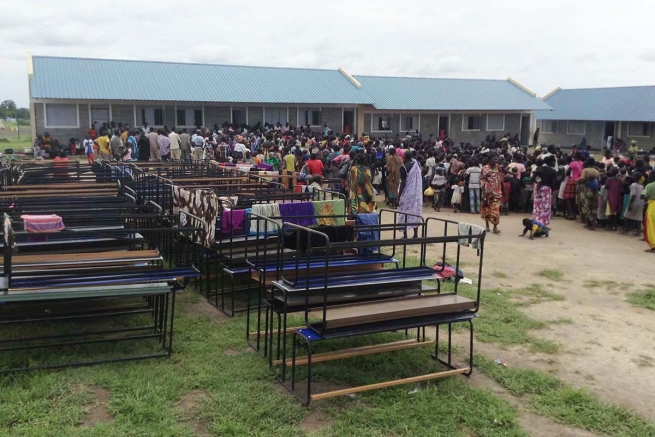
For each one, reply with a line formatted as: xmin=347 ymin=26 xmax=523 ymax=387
xmin=172 ymin=186 xmax=219 ymax=248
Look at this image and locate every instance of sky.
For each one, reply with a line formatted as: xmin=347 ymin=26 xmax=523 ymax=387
xmin=2 ymin=0 xmax=654 ymax=107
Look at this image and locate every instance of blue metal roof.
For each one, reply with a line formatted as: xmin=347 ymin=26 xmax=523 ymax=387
xmin=354 ymin=75 xmax=551 ymax=111
xmin=538 ymin=86 xmax=655 ymax=122
xmin=30 ymin=56 xmax=373 ymax=105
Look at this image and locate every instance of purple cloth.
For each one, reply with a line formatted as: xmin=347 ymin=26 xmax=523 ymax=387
xmin=278 ymin=202 xmax=317 ymax=227
xmin=256 ymin=163 xmax=274 ymax=171
xmin=221 ymin=209 xmax=246 ymax=234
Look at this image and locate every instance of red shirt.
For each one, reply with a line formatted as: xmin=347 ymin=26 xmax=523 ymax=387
xmin=306 ymin=159 xmax=324 ymax=176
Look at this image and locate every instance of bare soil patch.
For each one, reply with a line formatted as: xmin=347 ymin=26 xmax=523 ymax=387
xmin=176 ymin=389 xmax=210 ymax=436
xmin=78 ymin=386 xmax=113 ymax=428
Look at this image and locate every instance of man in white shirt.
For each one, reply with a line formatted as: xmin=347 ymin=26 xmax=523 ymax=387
xmin=425 ymin=152 xmax=436 ymax=179
xmin=169 ymin=128 xmax=181 ymax=160
xmin=190 ymin=130 xmax=205 ymax=160
xmin=233 ymin=140 xmax=247 ymax=158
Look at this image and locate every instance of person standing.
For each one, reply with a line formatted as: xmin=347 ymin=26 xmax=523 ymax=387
xmin=190 ymin=130 xmax=205 ymax=160
xmin=348 ymin=153 xmax=377 ymax=214
xmin=179 ymin=128 xmax=191 ymax=161
xmin=579 ymin=158 xmax=600 ymax=229
xmin=158 ymin=129 xmax=171 ymax=161
xmin=642 ymin=172 xmax=655 ymax=252
xmin=306 ymin=152 xmax=324 ymax=176
xmin=480 ymin=153 xmax=503 ymax=234
xmin=466 ymin=159 xmax=482 ymax=214
xmin=148 ymin=128 xmax=161 ymax=161
xmin=94 ymin=132 xmax=112 ymax=161
xmin=83 ymin=135 xmax=95 ymax=164
xmin=398 ymin=151 xmax=423 ymax=238
xmin=169 ymin=128 xmax=181 ymax=160
xmin=110 ymin=130 xmax=124 ymax=161
xmin=137 ymin=130 xmax=150 ymax=161
xmin=385 ymin=147 xmax=403 ymax=208
xmin=532 ymin=155 xmax=558 ymax=226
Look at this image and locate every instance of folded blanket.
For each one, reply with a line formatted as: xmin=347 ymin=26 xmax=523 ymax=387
xmin=312 ymin=200 xmax=345 ymax=226
xmin=278 ymin=202 xmax=317 ymax=227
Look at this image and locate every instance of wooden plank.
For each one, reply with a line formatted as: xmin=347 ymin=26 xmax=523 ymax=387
xmin=12 ymin=250 xmax=160 ymax=264
xmin=312 ymin=295 xmax=476 ymax=329
xmin=1 ymin=183 xmax=117 ymax=190
xmin=273 ymin=339 xmax=433 ymax=366
xmin=310 ymin=368 xmax=470 ymax=400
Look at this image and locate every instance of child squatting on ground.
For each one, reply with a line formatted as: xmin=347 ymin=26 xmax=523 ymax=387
xmin=520 ymin=218 xmax=550 ymax=240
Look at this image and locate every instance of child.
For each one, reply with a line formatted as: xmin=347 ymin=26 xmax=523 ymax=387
xmin=83 ymin=135 xmax=95 ymax=164
xmin=522 ymin=172 xmax=534 ymax=213
xmin=450 ymin=177 xmax=464 ymax=213
xmin=431 ymin=166 xmax=447 ymax=212
xmin=623 ymin=172 xmax=644 ymax=236
xmin=597 ymin=175 xmax=608 ymax=229
xmin=520 ymin=218 xmax=550 ymax=239
xmin=605 ymin=167 xmax=622 ymax=231
xmin=501 ymin=174 xmax=512 ymax=215
xmin=372 ymin=166 xmax=383 ymax=193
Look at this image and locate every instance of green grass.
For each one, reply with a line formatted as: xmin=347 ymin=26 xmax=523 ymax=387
xmin=535 ymin=269 xmax=564 ymax=282
xmin=493 ymin=271 xmax=508 ymax=279
xmin=626 ymin=288 xmax=655 ymax=311
xmin=0 ymin=291 xmax=529 ymax=436
xmin=476 ymin=356 xmax=655 ymax=436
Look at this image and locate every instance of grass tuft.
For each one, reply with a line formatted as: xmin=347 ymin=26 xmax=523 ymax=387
xmin=626 ymin=288 xmax=655 ymax=311
xmin=493 ymin=271 xmax=509 ymax=278
xmin=476 ymin=355 xmax=655 ymax=436
xmin=535 ymin=269 xmax=564 ymax=282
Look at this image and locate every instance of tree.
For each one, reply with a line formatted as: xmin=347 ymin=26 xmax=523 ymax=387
xmin=15 ymin=107 xmax=30 ymax=120
xmin=1 ymin=100 xmax=17 ymax=112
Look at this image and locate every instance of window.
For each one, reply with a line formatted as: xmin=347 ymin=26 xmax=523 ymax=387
xmin=140 ymin=107 xmax=164 ymax=126
xmin=265 ymin=107 xmax=287 ymax=125
xmin=463 ymin=114 xmax=481 ymax=131
xmin=194 ymin=109 xmax=203 ymax=127
xmin=177 ymin=109 xmax=186 ymax=126
xmin=372 ymin=114 xmax=391 ymax=131
xmin=486 ymin=114 xmax=505 ymax=131
xmin=541 ymin=120 xmax=557 ymax=134
xmin=45 ymin=104 xmax=78 ymax=128
xmin=154 ymin=109 xmax=164 ymax=126
xmin=567 ymin=120 xmax=585 ymax=135
xmin=232 ymin=108 xmax=247 ymax=126
xmin=400 ymin=114 xmax=419 ymax=131
xmin=628 ymin=122 xmax=651 ymax=137
xmin=303 ymin=109 xmax=321 ymax=126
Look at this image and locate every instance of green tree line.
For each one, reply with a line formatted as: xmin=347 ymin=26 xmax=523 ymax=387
xmin=1 ymin=100 xmax=30 ymax=125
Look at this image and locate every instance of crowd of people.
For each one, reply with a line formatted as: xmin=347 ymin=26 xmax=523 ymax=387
xmin=32 ymin=120 xmax=655 ymax=251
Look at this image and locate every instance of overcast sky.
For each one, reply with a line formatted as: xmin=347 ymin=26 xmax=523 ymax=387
xmin=2 ymin=0 xmax=654 ymax=107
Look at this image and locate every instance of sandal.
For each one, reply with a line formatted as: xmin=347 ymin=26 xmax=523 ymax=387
xmin=493 ymin=229 xmax=501 ymax=235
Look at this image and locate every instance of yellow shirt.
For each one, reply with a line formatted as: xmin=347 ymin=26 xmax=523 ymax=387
xmin=120 ymin=131 xmax=128 ymax=144
xmin=284 ymin=154 xmax=295 ymax=171
xmin=95 ymin=136 xmax=111 ymax=155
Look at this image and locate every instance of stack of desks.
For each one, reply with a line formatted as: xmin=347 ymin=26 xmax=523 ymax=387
xmin=249 ymin=211 xmax=487 ymax=405
xmin=0 ymin=175 xmax=201 ymax=372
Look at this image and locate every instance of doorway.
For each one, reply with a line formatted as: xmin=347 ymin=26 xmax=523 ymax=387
xmin=520 ymin=114 xmax=531 ymax=145
xmin=604 ymin=122 xmax=615 ymax=149
xmin=438 ymin=116 xmax=448 ymax=139
xmin=343 ymin=110 xmax=354 ymax=135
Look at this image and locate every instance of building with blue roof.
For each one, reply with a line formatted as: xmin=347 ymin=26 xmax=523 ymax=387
xmin=536 ymin=86 xmax=655 ymax=150
xmin=28 ymin=54 xmax=549 ymax=145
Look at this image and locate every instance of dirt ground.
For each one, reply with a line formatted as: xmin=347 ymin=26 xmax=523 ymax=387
xmin=416 ymin=205 xmax=655 ymax=422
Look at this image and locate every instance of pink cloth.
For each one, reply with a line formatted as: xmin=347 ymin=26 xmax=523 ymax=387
xmin=221 ymin=209 xmax=245 ymax=234
xmin=20 ymin=215 xmax=65 ymax=233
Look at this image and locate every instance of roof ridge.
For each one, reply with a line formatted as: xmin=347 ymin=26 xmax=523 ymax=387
xmin=354 ymin=74 xmax=506 ymax=82
xmin=557 ymin=85 xmax=655 ymax=91
xmin=32 ymin=55 xmax=340 ymax=73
